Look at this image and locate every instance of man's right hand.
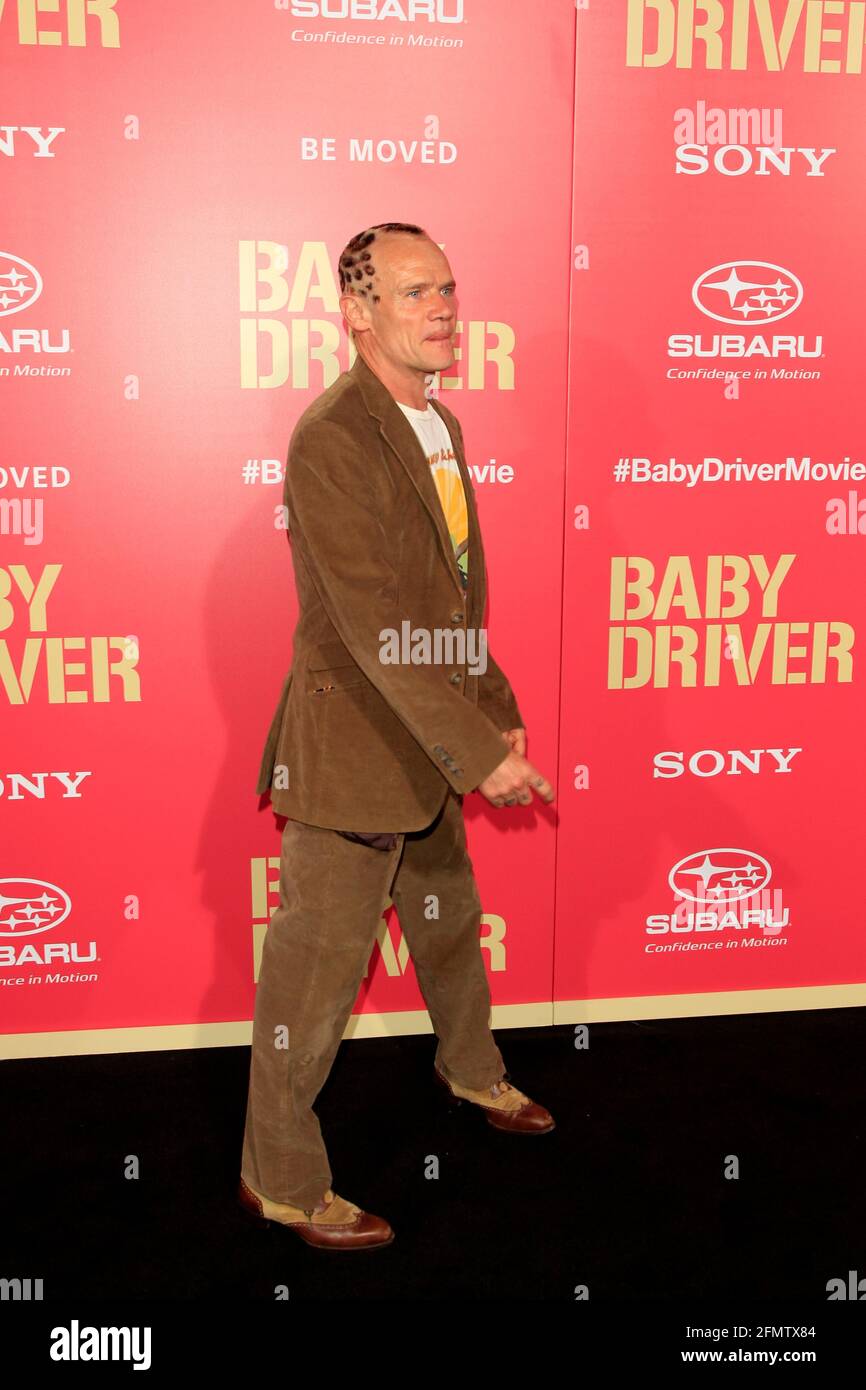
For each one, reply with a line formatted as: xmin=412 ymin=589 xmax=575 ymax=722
xmin=477 ymin=751 xmax=555 ymax=808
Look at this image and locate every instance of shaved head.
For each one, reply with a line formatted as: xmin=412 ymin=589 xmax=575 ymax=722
xmin=338 ymin=221 xmax=427 ymax=306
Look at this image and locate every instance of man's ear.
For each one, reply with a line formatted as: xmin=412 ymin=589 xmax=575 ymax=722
xmin=340 ymin=291 xmax=367 ymax=337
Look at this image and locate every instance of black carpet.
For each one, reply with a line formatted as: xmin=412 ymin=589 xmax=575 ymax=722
xmin=3 ymin=1008 xmax=865 ymax=1313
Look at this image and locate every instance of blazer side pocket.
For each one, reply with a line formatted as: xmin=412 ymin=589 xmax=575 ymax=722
xmin=306 ymin=640 xmax=369 ymax=693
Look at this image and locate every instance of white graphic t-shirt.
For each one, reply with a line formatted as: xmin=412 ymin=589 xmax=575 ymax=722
xmin=396 ymin=399 xmax=469 ymax=589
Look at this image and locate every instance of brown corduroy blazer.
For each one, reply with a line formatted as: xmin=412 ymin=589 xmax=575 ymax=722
xmin=255 ymin=351 xmax=524 ymax=833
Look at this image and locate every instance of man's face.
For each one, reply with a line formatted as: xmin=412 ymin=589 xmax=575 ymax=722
xmin=343 ymin=235 xmax=458 ymax=376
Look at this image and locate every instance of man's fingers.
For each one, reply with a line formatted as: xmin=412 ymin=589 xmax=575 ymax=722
xmin=485 ymin=778 xmax=553 ymax=808
xmin=529 ymin=773 xmax=555 ymax=803
xmin=477 ymin=754 xmax=555 ymax=808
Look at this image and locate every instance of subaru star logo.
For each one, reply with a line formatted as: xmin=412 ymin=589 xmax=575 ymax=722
xmin=0 ymin=878 xmax=71 ymax=936
xmin=668 ymin=849 xmax=772 ymax=905
xmin=692 ymin=260 xmax=803 ymax=326
xmin=0 ymin=252 xmax=43 ymax=317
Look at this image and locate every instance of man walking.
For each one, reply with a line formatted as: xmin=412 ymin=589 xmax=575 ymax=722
xmin=239 ymin=222 xmax=555 ymax=1250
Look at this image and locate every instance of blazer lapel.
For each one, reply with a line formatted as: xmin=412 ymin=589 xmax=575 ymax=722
xmin=350 ymin=354 xmax=466 ymax=600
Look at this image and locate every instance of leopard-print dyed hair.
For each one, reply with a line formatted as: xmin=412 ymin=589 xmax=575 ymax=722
xmin=337 ymin=221 xmax=427 ymax=305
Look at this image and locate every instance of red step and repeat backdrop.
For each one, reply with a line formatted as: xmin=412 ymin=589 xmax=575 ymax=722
xmin=2 ymin=1 xmax=864 ymax=1060
xmin=555 ymin=0 xmax=866 ymax=1022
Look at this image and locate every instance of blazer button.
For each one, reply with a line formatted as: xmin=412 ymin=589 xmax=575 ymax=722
xmin=451 ymin=610 xmax=463 ymax=623
xmin=449 ymin=672 xmax=462 ymax=684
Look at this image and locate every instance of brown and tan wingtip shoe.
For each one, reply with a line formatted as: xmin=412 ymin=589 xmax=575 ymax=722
xmin=237 ymin=1176 xmax=395 ymax=1250
xmin=434 ymin=1064 xmax=555 ymax=1134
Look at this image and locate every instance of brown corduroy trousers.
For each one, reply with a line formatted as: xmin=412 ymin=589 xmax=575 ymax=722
xmin=240 ymin=788 xmax=506 ymax=1210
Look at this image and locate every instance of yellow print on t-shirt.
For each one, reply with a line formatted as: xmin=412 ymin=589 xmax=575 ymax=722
xmin=427 ymin=445 xmax=469 ymax=585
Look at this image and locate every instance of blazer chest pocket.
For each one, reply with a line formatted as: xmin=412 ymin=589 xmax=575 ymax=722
xmin=306 ymin=639 xmax=368 ymax=694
